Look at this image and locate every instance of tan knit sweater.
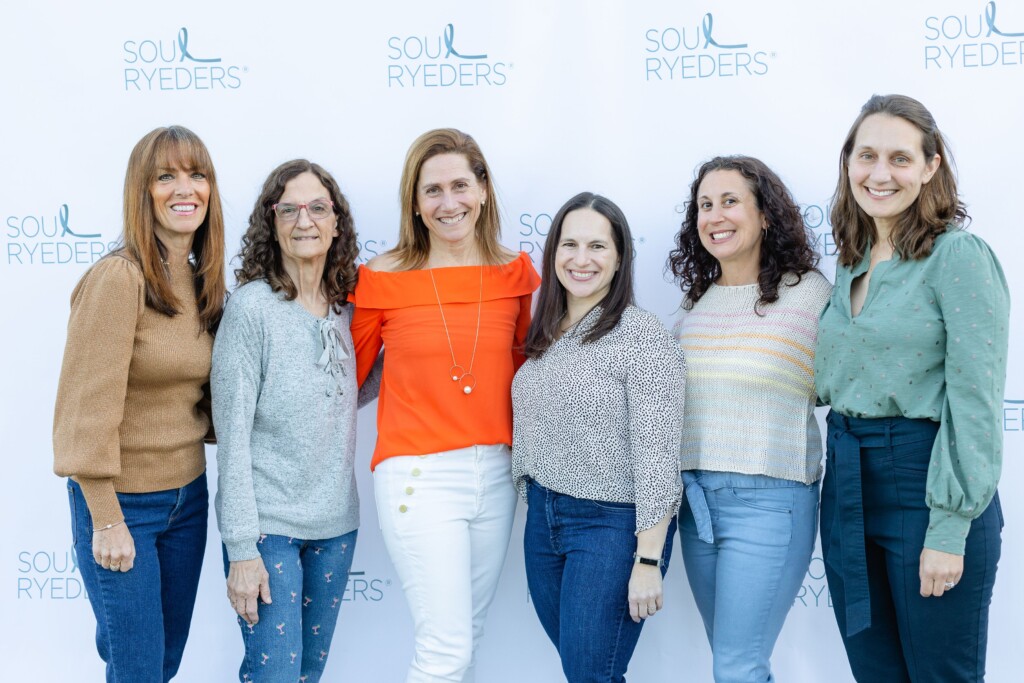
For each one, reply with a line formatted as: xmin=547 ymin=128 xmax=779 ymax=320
xmin=53 ymin=252 xmax=212 ymax=528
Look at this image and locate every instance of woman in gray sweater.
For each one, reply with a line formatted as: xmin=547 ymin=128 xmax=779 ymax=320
xmin=211 ymin=160 xmax=362 ymax=683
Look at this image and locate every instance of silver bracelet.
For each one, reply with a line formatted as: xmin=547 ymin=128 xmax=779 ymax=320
xmin=93 ymin=520 xmax=125 ymax=533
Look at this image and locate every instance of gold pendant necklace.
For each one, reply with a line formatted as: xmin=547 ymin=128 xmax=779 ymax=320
xmin=428 ymin=266 xmax=483 ymax=395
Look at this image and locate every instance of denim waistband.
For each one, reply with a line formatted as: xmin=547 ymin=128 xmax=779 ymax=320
xmin=825 ymin=411 xmax=939 ymax=447
xmin=685 ymin=470 xmax=808 ymax=490
xmin=680 ymin=470 xmax=809 ymax=546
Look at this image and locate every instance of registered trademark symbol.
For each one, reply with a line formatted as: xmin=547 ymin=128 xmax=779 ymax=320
xmin=243 ymin=66 xmax=249 ymax=72
xmin=509 ymin=63 xmax=514 ymax=68
xmin=770 ymin=52 xmax=777 ymax=58
xmin=385 ymin=579 xmax=392 ymax=586
xmin=638 ymin=237 xmax=646 ymax=244
xmin=380 ymin=241 xmax=387 ymax=247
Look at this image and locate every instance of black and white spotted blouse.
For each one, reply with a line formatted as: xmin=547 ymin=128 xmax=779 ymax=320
xmin=511 ymin=304 xmax=685 ymax=533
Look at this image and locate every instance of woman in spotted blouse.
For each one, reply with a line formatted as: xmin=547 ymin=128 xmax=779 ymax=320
xmin=511 ymin=192 xmax=684 ymax=683
xmin=816 ymin=94 xmax=1009 ymax=682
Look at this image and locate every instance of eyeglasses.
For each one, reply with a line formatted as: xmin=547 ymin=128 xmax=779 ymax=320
xmin=271 ymin=199 xmax=334 ymax=222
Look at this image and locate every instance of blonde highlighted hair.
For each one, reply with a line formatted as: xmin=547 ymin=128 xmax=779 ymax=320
xmin=390 ymin=128 xmax=505 ymax=269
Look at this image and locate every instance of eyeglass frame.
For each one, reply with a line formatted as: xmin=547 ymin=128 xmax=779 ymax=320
xmin=270 ymin=199 xmax=335 ymax=222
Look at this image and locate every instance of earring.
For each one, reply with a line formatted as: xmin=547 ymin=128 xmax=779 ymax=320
xmin=481 ymin=199 xmax=486 ymax=206
xmin=415 ymin=211 xmax=420 ymax=216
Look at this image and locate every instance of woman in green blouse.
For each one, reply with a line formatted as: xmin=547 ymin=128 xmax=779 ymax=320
xmin=816 ymin=94 xmax=1009 ymax=682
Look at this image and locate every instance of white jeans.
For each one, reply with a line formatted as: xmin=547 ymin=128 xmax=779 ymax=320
xmin=374 ymin=444 xmax=517 ymax=683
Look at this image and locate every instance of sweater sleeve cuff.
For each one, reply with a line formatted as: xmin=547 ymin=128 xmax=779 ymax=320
xmin=924 ymin=508 xmax=971 ymax=555
xmin=75 ymin=477 xmax=123 ymax=529
xmin=224 ymin=539 xmax=261 ymax=563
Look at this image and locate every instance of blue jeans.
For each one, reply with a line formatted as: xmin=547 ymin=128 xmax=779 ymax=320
xmin=678 ymin=470 xmax=819 ymax=683
xmin=223 ymin=530 xmax=358 ymax=683
xmin=524 ymin=480 xmax=675 ymax=683
xmin=68 ymin=473 xmax=208 ymax=683
xmin=821 ymin=412 xmax=1002 ymax=682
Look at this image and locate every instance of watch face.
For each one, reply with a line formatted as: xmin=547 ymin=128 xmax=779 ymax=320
xmin=634 ymin=553 xmax=661 ymax=567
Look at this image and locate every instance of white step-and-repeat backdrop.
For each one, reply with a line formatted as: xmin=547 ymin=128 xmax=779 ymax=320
xmin=2 ymin=1 xmax=1021 ymax=680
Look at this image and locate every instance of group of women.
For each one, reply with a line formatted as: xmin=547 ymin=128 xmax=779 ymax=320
xmin=52 ymin=92 xmax=1008 ymax=683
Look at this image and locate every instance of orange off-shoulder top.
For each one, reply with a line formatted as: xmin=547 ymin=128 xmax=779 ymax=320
xmin=350 ymin=251 xmax=540 ymax=470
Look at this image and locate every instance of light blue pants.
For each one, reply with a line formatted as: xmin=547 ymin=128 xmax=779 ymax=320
xmin=678 ymin=470 xmax=819 ymax=683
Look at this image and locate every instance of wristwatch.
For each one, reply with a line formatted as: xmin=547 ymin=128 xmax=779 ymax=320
xmin=633 ymin=552 xmax=663 ymax=568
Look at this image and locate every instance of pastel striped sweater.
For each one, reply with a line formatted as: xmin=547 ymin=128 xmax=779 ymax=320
xmin=673 ymin=271 xmax=832 ymax=484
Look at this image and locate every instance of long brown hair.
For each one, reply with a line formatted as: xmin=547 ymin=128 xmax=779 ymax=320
xmin=234 ymin=159 xmax=359 ymax=310
xmin=667 ymin=156 xmax=818 ymax=312
xmin=831 ymin=94 xmax=967 ymax=267
xmin=122 ymin=125 xmax=225 ymax=333
xmin=523 ymin=192 xmax=635 ymax=358
xmin=389 ymin=128 xmax=505 ymax=270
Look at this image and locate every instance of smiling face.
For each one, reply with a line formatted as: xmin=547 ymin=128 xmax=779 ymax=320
xmin=848 ymin=113 xmax=940 ymax=238
xmin=274 ymin=171 xmax=338 ymax=270
xmin=696 ymin=169 xmax=764 ymax=284
xmin=554 ymin=208 xmax=620 ymax=314
xmin=415 ymin=153 xmax=487 ymax=250
xmin=149 ymin=163 xmax=210 ymax=247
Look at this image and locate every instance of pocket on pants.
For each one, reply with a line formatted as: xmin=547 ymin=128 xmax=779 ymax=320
xmin=591 ymin=499 xmax=636 ymax=514
xmin=725 ymin=486 xmax=793 ymax=515
xmin=889 ymin=437 xmax=933 ymax=474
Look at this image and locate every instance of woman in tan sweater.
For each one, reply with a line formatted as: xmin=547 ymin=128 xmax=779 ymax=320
xmin=53 ymin=125 xmax=225 ymax=683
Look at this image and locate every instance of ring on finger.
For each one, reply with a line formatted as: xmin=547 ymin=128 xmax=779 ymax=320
xmin=943 ymin=580 xmax=955 ymax=589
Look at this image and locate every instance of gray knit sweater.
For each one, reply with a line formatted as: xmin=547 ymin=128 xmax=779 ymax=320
xmin=212 ymin=280 xmax=360 ymax=561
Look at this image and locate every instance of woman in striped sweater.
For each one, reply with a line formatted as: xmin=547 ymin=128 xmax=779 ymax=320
xmin=667 ymin=156 xmax=831 ymax=683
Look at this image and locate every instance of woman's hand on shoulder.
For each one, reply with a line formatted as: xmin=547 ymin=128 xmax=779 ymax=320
xmin=227 ymin=557 xmax=272 ymax=625
xmin=627 ymin=563 xmax=664 ymax=623
xmin=92 ymin=523 xmax=136 ymax=573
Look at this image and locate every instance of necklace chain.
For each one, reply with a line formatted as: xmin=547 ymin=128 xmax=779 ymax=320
xmin=428 ymin=266 xmax=483 ymax=395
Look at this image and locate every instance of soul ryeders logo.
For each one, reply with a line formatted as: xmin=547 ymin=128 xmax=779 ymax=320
xmin=123 ymin=27 xmax=247 ymax=91
xmin=794 ymin=556 xmax=831 ymax=608
xmin=17 ymin=548 xmax=88 ymax=600
xmin=342 ymin=570 xmax=391 ymax=603
xmin=924 ymin=2 xmax=1024 ymax=70
xmin=387 ymin=23 xmax=510 ymax=88
xmin=798 ymin=201 xmax=839 ymax=257
xmin=1004 ymin=399 xmax=1024 ymax=433
xmin=5 ymin=203 xmax=113 ymax=266
xmin=645 ymin=12 xmax=772 ymax=81
xmin=356 ymin=236 xmax=386 ymax=264
xmin=516 ymin=210 xmax=647 ymax=267
xmin=517 ymin=211 xmax=555 ymax=265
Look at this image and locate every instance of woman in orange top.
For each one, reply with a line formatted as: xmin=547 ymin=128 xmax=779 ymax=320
xmin=351 ymin=128 xmax=539 ymax=683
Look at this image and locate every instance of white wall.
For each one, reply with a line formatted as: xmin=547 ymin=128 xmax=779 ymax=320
xmin=2 ymin=1 xmax=1021 ymax=680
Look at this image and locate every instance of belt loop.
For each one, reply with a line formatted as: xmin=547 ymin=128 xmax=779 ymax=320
xmin=681 ymin=471 xmax=714 ymax=544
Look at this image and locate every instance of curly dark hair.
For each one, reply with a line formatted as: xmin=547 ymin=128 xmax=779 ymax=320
xmin=234 ymin=159 xmax=358 ymax=310
xmin=667 ymin=155 xmax=819 ymax=312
